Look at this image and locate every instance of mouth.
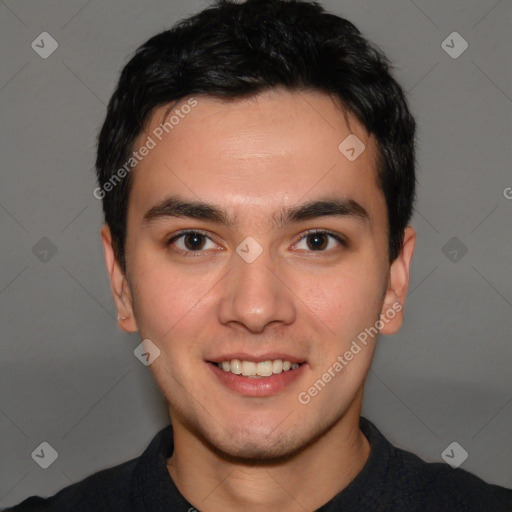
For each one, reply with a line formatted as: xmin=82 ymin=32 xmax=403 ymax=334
xmin=208 ymin=359 xmax=304 ymax=378
xmin=206 ymin=356 xmax=308 ymax=397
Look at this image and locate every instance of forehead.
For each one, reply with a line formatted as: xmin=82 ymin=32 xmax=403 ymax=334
xmin=128 ymin=89 xmax=384 ymax=229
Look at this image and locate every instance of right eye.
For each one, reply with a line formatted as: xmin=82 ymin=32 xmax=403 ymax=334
xmin=166 ymin=230 xmax=220 ymax=256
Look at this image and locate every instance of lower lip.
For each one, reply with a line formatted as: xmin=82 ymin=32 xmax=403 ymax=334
xmin=207 ymin=362 xmax=307 ymax=397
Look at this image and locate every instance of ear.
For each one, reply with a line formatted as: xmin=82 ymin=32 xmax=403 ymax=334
xmin=379 ymin=226 xmax=416 ymax=335
xmin=100 ymin=224 xmax=138 ymax=332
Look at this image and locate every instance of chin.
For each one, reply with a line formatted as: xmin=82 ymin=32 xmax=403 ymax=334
xmin=196 ymin=416 xmax=331 ymax=464
xmin=209 ymin=428 xmax=306 ymax=462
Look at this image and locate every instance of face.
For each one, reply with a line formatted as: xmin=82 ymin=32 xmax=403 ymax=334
xmin=102 ymin=89 xmax=415 ymax=460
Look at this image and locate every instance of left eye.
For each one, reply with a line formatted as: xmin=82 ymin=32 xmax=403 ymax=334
xmin=294 ymin=231 xmax=345 ymax=251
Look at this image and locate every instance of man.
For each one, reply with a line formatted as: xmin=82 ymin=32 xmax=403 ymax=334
xmin=6 ymin=0 xmax=511 ymax=510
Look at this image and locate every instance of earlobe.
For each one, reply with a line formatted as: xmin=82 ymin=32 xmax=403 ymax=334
xmin=379 ymin=226 xmax=416 ymax=336
xmin=100 ymin=224 xmax=138 ymax=333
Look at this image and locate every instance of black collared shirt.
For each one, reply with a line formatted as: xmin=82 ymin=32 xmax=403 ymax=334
xmin=5 ymin=417 xmax=511 ymax=511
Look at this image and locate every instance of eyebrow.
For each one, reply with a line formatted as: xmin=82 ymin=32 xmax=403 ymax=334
xmin=142 ymin=195 xmax=370 ymax=229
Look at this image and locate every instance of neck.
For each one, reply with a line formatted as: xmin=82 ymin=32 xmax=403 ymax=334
xmin=166 ymin=394 xmax=370 ymax=511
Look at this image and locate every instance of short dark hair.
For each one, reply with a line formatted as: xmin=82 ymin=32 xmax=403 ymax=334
xmin=96 ymin=0 xmax=416 ymax=272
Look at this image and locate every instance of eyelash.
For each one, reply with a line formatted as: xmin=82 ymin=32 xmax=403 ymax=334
xmin=165 ymin=229 xmax=347 ymax=257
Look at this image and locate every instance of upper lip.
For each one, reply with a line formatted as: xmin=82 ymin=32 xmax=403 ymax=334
xmin=207 ymin=353 xmax=306 ymax=364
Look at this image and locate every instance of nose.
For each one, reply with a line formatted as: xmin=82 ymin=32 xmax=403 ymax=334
xmin=217 ymin=244 xmax=296 ymax=333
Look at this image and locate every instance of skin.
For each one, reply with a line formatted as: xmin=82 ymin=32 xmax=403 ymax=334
xmin=101 ymin=88 xmax=416 ymax=511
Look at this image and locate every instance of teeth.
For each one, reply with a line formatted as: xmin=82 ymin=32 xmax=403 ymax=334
xmin=216 ymin=359 xmax=302 ymax=377
xmin=256 ymin=360 xmax=273 ymax=377
xmin=230 ymin=359 xmax=242 ymax=374
xmin=241 ymin=361 xmax=256 ymax=376
xmin=272 ymin=360 xmax=283 ymax=374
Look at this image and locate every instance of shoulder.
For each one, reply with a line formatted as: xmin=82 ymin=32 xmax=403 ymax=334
xmin=391 ymin=445 xmax=512 ymax=511
xmin=3 ymin=424 xmax=175 ymax=512
xmin=2 ymin=458 xmax=138 ymax=512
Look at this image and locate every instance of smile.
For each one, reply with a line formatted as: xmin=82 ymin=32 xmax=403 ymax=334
xmin=207 ymin=358 xmax=308 ymax=397
xmin=215 ymin=359 xmax=303 ymax=378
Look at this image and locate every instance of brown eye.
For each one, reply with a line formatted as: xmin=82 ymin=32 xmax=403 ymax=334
xmin=294 ymin=230 xmax=346 ymax=252
xmin=167 ymin=230 xmax=218 ymax=255
xmin=305 ymin=232 xmax=329 ymax=251
xmin=182 ymin=232 xmax=207 ymax=250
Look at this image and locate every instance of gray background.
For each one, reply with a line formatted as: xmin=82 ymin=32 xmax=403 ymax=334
xmin=1 ymin=0 xmax=511 ymax=507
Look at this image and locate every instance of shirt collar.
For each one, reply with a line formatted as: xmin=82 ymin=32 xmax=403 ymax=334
xmin=130 ymin=416 xmax=393 ymax=511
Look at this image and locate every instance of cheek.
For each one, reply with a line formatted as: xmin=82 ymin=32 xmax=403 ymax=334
xmin=300 ymin=261 xmax=384 ymax=341
xmin=129 ymin=252 xmax=217 ymax=341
